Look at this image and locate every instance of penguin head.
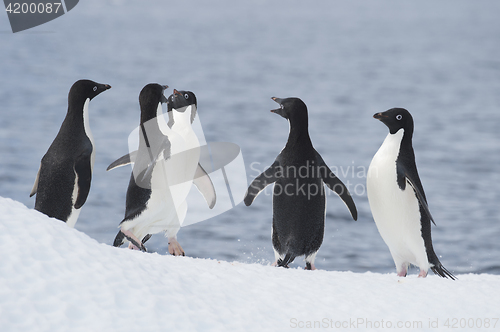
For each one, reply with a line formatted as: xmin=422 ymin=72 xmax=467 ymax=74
xmin=373 ymin=108 xmax=413 ymax=135
xmin=139 ymin=83 xmax=168 ymax=123
xmin=68 ymin=79 xmax=111 ymax=104
xmin=270 ymin=97 xmax=308 ymax=123
xmin=167 ymin=89 xmax=197 ymax=123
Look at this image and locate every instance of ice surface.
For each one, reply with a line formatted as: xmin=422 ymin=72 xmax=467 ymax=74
xmin=1 ymin=196 xmax=499 ymax=331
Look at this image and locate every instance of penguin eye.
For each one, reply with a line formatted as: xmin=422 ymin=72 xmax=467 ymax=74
xmin=184 ymin=94 xmax=189 ymax=99
xmin=396 ymin=114 xmax=403 ymax=120
xmin=93 ymin=86 xmax=97 ymax=92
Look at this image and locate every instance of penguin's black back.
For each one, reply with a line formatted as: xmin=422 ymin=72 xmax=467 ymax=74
xmin=34 ymin=79 xmax=110 ymax=221
xmin=272 ymin=144 xmax=326 ymax=259
xmin=120 ymin=83 xmax=166 ymax=223
xmin=121 ymin=173 xmax=152 ymax=223
xmin=35 ymin=106 xmax=92 ymax=221
xmin=269 ymin=97 xmax=327 ymax=260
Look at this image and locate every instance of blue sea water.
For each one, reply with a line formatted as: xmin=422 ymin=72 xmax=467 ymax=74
xmin=1 ymin=0 xmax=499 ymax=274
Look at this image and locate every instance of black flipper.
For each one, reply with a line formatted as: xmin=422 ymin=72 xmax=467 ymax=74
xmin=193 ymin=163 xmax=216 ymax=209
xmin=113 ymin=230 xmax=125 ymax=247
xmin=30 ymin=163 xmax=41 ymax=197
xmin=397 ymin=162 xmax=436 ymax=226
xmin=74 ymin=149 xmax=92 ymax=209
xmin=277 ymin=253 xmax=294 ymax=268
xmin=142 ymin=234 xmax=152 ymax=244
xmin=431 ymin=263 xmax=456 ymax=280
xmin=123 ymin=232 xmax=147 ymax=252
xmin=139 ymin=136 xmax=171 ymax=183
xmin=244 ymin=160 xmax=280 ymax=206
xmin=113 ymin=230 xmax=148 ymax=252
xmin=107 ymin=150 xmax=137 ymax=171
xmin=316 ymin=153 xmax=358 ymax=221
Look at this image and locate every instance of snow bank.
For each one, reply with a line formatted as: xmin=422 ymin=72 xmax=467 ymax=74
xmin=0 ymin=196 xmax=499 ymax=332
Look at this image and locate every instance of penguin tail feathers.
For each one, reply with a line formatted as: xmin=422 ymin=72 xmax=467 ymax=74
xmin=277 ymin=253 xmax=295 ymax=268
xmin=431 ymin=264 xmax=457 ymax=280
xmin=113 ymin=230 xmax=125 ymax=247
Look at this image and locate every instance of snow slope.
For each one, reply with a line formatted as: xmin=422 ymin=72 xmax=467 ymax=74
xmin=0 ymin=196 xmax=499 ymax=332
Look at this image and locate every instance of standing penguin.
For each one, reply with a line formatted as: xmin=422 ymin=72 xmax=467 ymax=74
xmin=108 ymin=85 xmax=215 ymax=255
xmin=167 ymin=89 xmax=216 ymax=213
xmin=161 ymin=88 xmax=216 ymax=254
xmin=30 ymin=79 xmax=111 ymax=226
xmin=244 ymin=97 xmax=357 ymax=270
xmin=366 ymin=108 xmax=455 ymax=279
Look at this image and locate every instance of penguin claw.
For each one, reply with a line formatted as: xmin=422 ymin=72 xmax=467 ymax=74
xmin=397 ymin=266 xmax=408 ymax=277
xmin=168 ymin=238 xmax=185 ymax=256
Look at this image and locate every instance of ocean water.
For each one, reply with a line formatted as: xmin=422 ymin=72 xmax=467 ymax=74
xmin=1 ymin=0 xmax=499 ymax=274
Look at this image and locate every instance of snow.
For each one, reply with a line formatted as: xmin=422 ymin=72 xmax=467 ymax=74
xmin=1 ymin=196 xmax=499 ymax=332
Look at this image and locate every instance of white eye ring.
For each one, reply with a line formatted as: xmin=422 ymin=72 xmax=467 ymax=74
xmin=280 ymin=104 xmax=284 ymax=109
xmin=396 ymin=114 xmax=402 ymax=120
xmin=184 ymin=94 xmax=189 ymax=99
xmin=93 ymin=86 xmax=97 ymax=92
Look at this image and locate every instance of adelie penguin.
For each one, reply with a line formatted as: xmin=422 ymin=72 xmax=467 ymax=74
xmin=30 ymin=79 xmax=111 ymax=227
xmin=366 ymin=108 xmax=455 ymax=279
xmin=244 ymin=97 xmax=358 ymax=270
xmin=107 ymin=85 xmax=215 ymax=255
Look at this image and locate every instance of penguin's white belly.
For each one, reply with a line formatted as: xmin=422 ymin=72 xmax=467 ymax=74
xmin=168 ymin=127 xmax=200 ymax=207
xmin=122 ymin=169 xmax=182 ymax=240
xmin=66 ymin=174 xmax=81 ymax=228
xmin=367 ymin=130 xmax=428 ymax=268
xmin=123 ymin=141 xmax=196 ymax=239
xmin=66 ymin=98 xmax=95 ymax=228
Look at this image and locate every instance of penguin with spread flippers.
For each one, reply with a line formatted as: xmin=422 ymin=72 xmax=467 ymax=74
xmin=366 ymin=108 xmax=455 ymax=279
xmin=108 ymin=85 xmax=215 ymax=255
xmin=244 ymin=97 xmax=357 ymax=270
xmin=30 ymin=79 xmax=111 ymax=227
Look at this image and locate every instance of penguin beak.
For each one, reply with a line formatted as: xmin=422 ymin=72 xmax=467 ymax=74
xmin=173 ymin=89 xmax=181 ymax=96
xmin=103 ymin=84 xmax=112 ymax=90
xmin=270 ymin=97 xmax=286 ymax=118
xmin=271 ymin=97 xmax=282 ymax=104
xmin=162 ymin=85 xmax=168 ymax=90
xmin=373 ymin=112 xmax=387 ymax=120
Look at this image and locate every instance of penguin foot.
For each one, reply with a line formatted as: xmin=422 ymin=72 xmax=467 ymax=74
xmin=418 ymin=270 xmax=428 ymax=278
xmin=168 ymin=238 xmax=185 ymax=256
xmin=305 ymin=262 xmax=317 ymax=270
xmin=397 ymin=266 xmax=407 ymax=277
